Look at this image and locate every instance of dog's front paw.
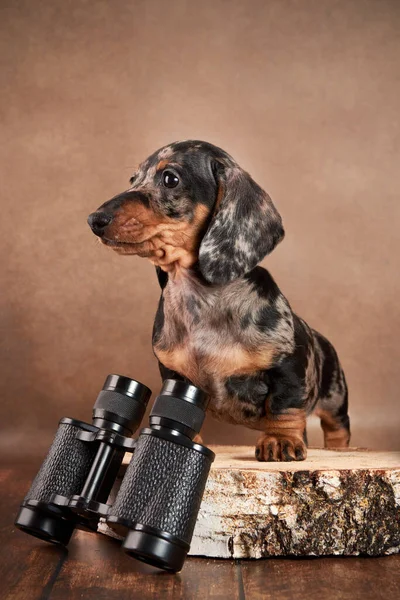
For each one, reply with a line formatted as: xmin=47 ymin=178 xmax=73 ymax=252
xmin=255 ymin=433 xmax=307 ymax=462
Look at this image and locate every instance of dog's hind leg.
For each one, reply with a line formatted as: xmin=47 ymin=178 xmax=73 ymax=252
xmin=314 ymin=371 xmax=350 ymax=448
xmin=313 ymin=331 xmax=350 ymax=448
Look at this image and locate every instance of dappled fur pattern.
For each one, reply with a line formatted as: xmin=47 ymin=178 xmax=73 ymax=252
xmin=88 ymin=140 xmax=350 ymax=461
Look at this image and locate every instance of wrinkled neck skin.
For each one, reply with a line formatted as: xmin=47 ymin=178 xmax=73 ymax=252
xmin=160 ymin=263 xmax=263 ymax=327
xmin=163 ymin=263 xmax=229 ymax=305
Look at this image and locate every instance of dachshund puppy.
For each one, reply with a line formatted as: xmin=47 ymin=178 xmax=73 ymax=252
xmin=88 ymin=141 xmax=350 ymax=461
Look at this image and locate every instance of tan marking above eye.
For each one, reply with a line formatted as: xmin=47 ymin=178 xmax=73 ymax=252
xmin=156 ymin=159 xmax=169 ymax=171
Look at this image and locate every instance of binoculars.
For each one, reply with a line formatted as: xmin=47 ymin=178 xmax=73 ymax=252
xmin=15 ymin=374 xmax=214 ymax=572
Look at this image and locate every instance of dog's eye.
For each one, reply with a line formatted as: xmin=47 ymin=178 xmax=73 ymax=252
xmin=163 ymin=171 xmax=179 ymax=188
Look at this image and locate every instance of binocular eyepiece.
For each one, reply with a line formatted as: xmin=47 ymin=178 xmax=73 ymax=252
xmin=15 ymin=375 xmax=214 ymax=572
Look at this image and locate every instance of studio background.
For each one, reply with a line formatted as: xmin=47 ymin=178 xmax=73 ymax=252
xmin=1 ymin=0 xmax=399 ymax=459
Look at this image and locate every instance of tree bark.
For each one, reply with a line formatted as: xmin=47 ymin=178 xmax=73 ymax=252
xmin=99 ymin=446 xmax=400 ymax=559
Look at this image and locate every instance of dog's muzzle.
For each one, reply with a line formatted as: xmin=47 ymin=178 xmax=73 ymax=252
xmin=88 ymin=212 xmax=113 ymax=237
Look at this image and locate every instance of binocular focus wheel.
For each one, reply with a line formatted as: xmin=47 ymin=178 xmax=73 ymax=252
xmin=15 ymin=506 xmax=75 ymax=546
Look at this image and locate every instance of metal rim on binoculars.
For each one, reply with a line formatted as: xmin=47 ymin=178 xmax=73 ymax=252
xmin=103 ymin=374 xmax=151 ymax=404
xmin=58 ymin=417 xmax=99 ymax=431
xmin=122 ymin=523 xmax=190 ymax=573
xmin=15 ymin=505 xmax=76 ymax=546
xmin=161 ymin=379 xmax=209 ymax=409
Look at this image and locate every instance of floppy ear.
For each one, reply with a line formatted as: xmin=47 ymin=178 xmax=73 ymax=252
xmin=198 ymin=163 xmax=284 ymax=284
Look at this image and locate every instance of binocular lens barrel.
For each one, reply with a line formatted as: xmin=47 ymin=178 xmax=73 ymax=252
xmin=149 ymin=379 xmax=208 ymax=437
xmin=16 ymin=419 xmax=99 ymax=545
xmin=107 ymin=380 xmax=214 ymax=572
xmin=15 ymin=375 xmax=151 ymax=546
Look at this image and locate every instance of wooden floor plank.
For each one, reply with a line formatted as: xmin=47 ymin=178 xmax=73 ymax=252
xmin=50 ymin=529 xmax=241 ymax=600
xmin=241 ymin=555 xmax=400 ymax=600
xmin=2 ymin=464 xmax=400 ymax=600
xmin=0 ymin=466 xmax=67 ymax=600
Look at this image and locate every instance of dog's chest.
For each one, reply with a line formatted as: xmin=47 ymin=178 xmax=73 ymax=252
xmin=153 ymin=276 xmax=275 ymax=425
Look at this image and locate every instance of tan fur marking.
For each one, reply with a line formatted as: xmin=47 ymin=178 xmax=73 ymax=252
xmin=315 ymin=408 xmax=350 ymax=448
xmin=256 ymin=409 xmax=307 ymax=461
xmin=264 ymin=410 xmax=307 ymax=436
xmin=103 ymin=202 xmax=211 ymax=271
xmin=156 ymin=159 xmax=169 ymax=171
xmin=214 ymin=181 xmax=225 ymax=213
xmin=155 ymin=344 xmax=276 ymax=390
xmin=153 ymin=204 xmax=211 ymax=271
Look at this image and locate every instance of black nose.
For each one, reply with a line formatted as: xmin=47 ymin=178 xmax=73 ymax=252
xmin=87 ymin=212 xmax=113 ymax=237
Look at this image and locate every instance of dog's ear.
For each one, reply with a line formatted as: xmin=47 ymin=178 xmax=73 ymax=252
xmin=198 ymin=161 xmax=284 ymax=284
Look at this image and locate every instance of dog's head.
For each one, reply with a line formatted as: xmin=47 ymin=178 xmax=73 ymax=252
xmin=88 ymin=141 xmax=284 ymax=284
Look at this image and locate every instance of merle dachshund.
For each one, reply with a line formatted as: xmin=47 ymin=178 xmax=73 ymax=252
xmin=88 ymin=141 xmax=350 ymax=461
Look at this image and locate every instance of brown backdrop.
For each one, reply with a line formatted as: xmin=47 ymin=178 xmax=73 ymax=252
xmin=1 ymin=0 xmax=399 ymax=458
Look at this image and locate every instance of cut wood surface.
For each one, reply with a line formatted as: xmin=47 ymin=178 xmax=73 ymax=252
xmin=100 ymin=446 xmax=400 ymax=559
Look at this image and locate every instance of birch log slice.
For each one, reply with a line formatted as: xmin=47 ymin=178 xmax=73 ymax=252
xmin=99 ymin=446 xmax=400 ymax=559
